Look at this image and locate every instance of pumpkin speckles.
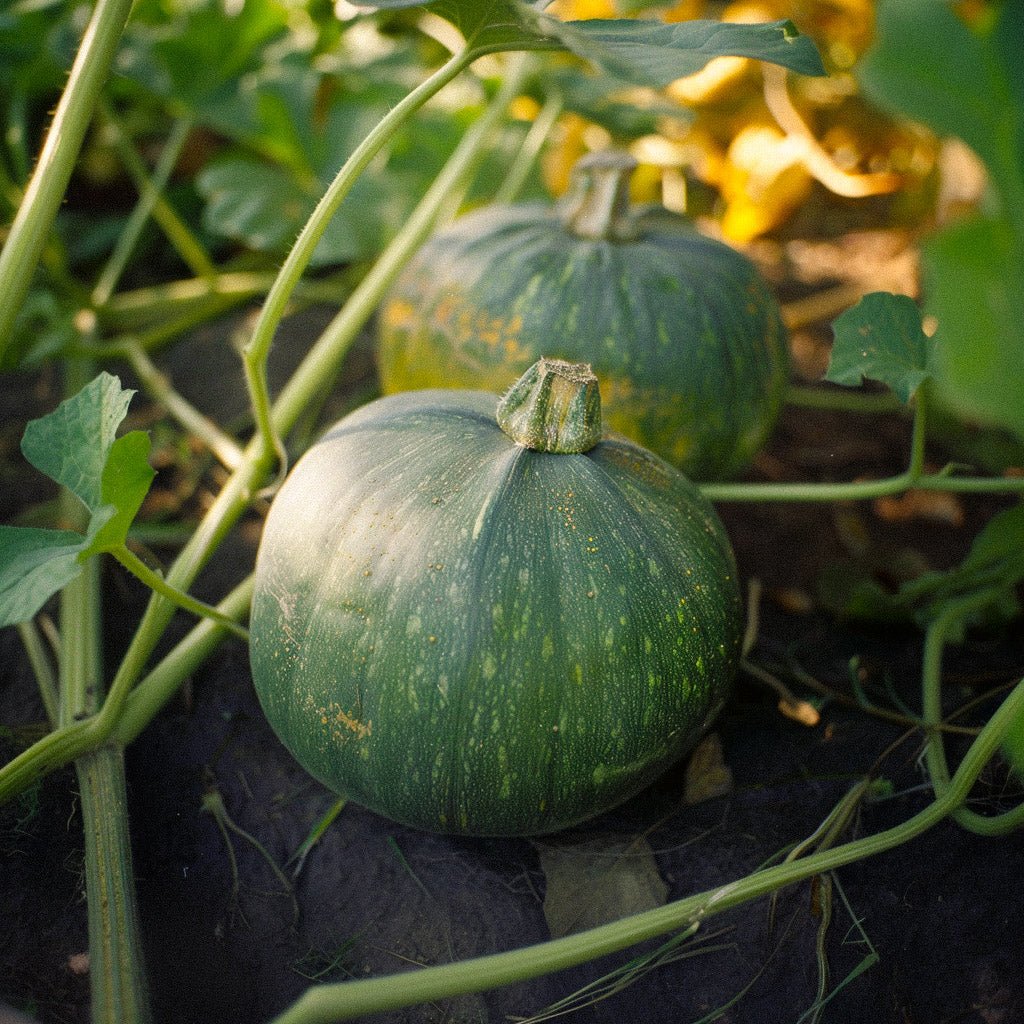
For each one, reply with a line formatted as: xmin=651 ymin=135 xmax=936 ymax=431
xmin=250 ymin=365 xmax=742 ymax=836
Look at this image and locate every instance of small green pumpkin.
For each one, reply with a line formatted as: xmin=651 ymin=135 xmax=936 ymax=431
xmin=378 ymin=150 xmax=788 ymax=480
xmin=250 ymin=359 xmax=742 ymax=836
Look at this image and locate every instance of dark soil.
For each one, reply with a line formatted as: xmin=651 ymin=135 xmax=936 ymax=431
xmin=3 ymin=262 xmax=1024 ymax=1024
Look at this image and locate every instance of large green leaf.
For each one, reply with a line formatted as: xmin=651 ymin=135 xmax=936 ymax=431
xmin=0 ymin=0 xmax=70 ymax=98
xmin=352 ymin=0 xmax=547 ymax=49
xmin=426 ymin=0 xmax=548 ymax=48
xmin=197 ymin=159 xmax=300 ymax=254
xmin=859 ymin=0 xmax=1023 ymax=209
xmin=0 ymin=374 xmax=154 ymax=627
xmin=190 ymin=3 xmax=823 ymax=261
xmin=859 ymin=0 xmax=1023 ymax=194
xmin=116 ymin=0 xmax=291 ymax=131
xmin=355 ymin=1 xmax=825 ymax=82
xmin=194 ymin=54 xmax=479 ymax=265
xmin=925 ymin=217 xmax=1024 ymax=439
xmin=826 ymin=292 xmax=932 ymax=404
xmin=859 ymin=0 xmax=1024 ymax=440
xmin=21 ymin=371 xmax=135 ymax=512
xmin=549 ymin=17 xmax=825 ymax=86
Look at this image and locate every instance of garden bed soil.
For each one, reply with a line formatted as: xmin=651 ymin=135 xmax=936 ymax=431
xmin=2 ymin=255 xmax=1024 ymax=1024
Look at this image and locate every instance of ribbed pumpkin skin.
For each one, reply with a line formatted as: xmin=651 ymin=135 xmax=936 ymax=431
xmin=250 ymin=389 xmax=742 ymax=836
xmin=378 ymin=205 xmax=788 ymax=480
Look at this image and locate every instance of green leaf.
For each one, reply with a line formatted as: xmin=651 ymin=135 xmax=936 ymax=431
xmin=0 ymin=527 xmax=89 ymax=627
xmin=899 ymin=504 xmax=1024 ymax=633
xmin=355 ymin=1 xmax=826 ymax=82
xmin=858 ymin=1 xmax=1024 ymax=439
xmin=84 ymin=431 xmax=157 ymax=558
xmin=21 ymin=372 xmax=133 ymax=512
xmin=550 ymin=18 xmax=826 ymax=87
xmin=117 ymin=0 xmax=290 ymax=130
xmin=925 ymin=216 xmax=1024 ymax=440
xmin=197 ymin=159 xmax=300 ymax=254
xmin=0 ymin=374 xmax=153 ymax=626
xmin=816 ymin=562 xmax=914 ymax=626
xmin=194 ymin=52 xmax=479 ymax=264
xmin=355 ymin=0 xmax=548 ymax=50
xmin=544 ymin=65 xmax=679 ymax=138
xmin=826 ymin=292 xmax=932 ymax=403
xmin=994 ymin=2 xmax=1024 ymax=161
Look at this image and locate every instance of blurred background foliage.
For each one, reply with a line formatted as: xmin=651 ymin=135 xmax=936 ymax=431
xmin=540 ymin=0 xmax=962 ymax=245
xmin=0 ymin=0 xmax=984 ymax=267
xmin=0 ymin=0 xmax=1008 ymax=402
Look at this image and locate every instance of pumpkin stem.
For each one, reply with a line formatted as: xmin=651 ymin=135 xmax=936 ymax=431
xmin=559 ymin=150 xmax=641 ymax=242
xmin=497 ymin=358 xmax=603 ymax=454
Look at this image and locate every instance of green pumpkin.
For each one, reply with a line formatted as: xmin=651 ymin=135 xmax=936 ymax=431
xmin=378 ymin=150 xmax=788 ymax=481
xmin=250 ymin=359 xmax=742 ymax=836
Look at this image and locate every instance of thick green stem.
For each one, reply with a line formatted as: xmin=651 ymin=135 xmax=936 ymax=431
xmin=0 ymin=716 xmax=100 ymax=804
xmin=0 ymin=0 xmax=136 ymax=365
xmin=269 ymin=679 xmax=1024 ymax=1024
xmin=75 ymin=746 xmax=153 ymax=1024
xmin=60 ymin=362 xmax=152 ymax=1024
